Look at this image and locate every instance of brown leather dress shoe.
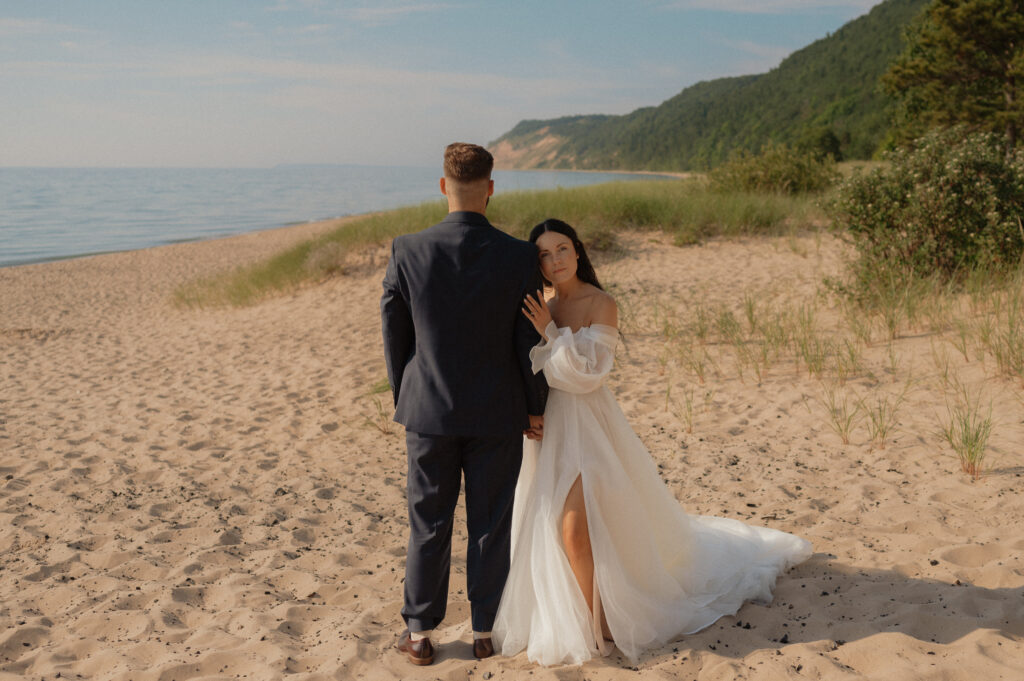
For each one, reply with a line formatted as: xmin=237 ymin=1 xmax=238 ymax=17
xmin=397 ymin=630 xmax=434 ymax=665
xmin=473 ymin=637 xmax=494 ymax=659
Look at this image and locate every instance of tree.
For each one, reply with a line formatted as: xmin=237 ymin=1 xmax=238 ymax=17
xmin=883 ymin=0 xmax=1024 ymax=151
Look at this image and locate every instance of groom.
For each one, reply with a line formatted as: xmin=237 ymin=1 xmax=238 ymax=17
xmin=381 ymin=142 xmax=548 ymax=666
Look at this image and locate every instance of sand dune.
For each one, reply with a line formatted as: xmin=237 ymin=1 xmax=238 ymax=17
xmin=1 ymin=221 xmax=1021 ymax=680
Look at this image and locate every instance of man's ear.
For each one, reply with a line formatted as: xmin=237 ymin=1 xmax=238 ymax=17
xmin=487 ymin=179 xmax=494 ymax=197
xmin=439 ymin=177 xmax=447 ymax=196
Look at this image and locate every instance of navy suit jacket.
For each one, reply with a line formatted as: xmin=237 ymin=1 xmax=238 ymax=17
xmin=381 ymin=211 xmax=549 ymax=437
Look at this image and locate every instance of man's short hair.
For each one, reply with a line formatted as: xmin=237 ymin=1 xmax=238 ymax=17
xmin=444 ymin=143 xmax=493 ymax=183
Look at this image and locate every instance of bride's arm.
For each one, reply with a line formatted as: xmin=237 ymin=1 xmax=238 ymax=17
xmin=529 ymin=295 xmax=618 ymax=394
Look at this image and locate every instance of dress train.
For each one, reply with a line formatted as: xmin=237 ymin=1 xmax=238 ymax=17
xmin=492 ymin=322 xmax=812 ymax=665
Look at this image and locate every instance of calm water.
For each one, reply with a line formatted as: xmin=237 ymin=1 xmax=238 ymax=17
xmin=0 ymin=166 xmax=664 ymax=268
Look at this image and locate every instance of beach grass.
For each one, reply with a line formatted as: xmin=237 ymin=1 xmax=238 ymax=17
xmin=940 ymin=382 xmax=994 ymax=480
xmin=173 ymin=179 xmax=825 ymax=308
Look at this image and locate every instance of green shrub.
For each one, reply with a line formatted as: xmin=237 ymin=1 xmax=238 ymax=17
xmin=832 ymin=128 xmax=1024 ymax=293
xmin=708 ymin=143 xmax=840 ymax=194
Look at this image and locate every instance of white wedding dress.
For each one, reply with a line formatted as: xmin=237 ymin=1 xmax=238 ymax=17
xmin=492 ymin=322 xmax=812 ymax=666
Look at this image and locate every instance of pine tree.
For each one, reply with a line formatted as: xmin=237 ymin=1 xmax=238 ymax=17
xmin=883 ymin=0 xmax=1024 ymax=150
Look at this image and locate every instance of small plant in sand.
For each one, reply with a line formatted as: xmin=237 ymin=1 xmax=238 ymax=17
xmin=367 ymin=377 xmax=392 ymax=396
xmin=922 ymin=283 xmax=956 ymax=334
xmin=668 ymin=384 xmax=698 ymax=434
xmin=743 ymin=292 xmax=759 ymax=335
xmin=820 ymin=383 xmax=863 ymax=445
xmin=842 ymin=300 xmax=875 ymax=347
xmin=691 ymin=301 xmax=711 ymax=345
xmin=678 ymin=340 xmax=713 ymax=385
xmin=652 ymin=296 xmax=683 ymax=340
xmin=832 ymin=338 xmax=862 ymax=386
xmin=983 ymin=284 xmax=1024 ymax=386
xmin=951 ymin=319 xmax=972 ymax=362
xmin=758 ymin=307 xmax=792 ymax=363
xmin=931 ymin=340 xmax=954 ymax=389
xmin=884 ymin=342 xmax=901 ymax=381
xmin=362 ymin=378 xmax=394 ymax=435
xmin=365 ymin=395 xmax=394 ymax=435
xmin=657 ymin=345 xmax=673 ymax=376
xmin=791 ymin=304 xmax=830 ymax=379
xmin=858 ymin=380 xmax=910 ymax=450
xmin=940 ymin=384 xmax=993 ymax=480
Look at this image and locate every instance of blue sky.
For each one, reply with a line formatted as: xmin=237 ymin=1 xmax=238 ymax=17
xmin=1 ymin=0 xmax=882 ymax=167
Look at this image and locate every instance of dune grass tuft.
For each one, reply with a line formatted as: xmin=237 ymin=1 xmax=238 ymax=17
xmin=174 ymin=179 xmax=823 ymax=308
xmin=940 ymin=382 xmax=993 ymax=480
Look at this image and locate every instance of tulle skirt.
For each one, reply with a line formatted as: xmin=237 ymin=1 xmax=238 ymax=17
xmin=492 ymin=386 xmax=812 ymax=665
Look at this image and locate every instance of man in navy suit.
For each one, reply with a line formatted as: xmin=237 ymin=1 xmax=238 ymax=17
xmin=381 ymin=142 xmax=548 ymax=665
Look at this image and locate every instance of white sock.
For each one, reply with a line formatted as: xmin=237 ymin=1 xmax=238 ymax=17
xmin=410 ymin=629 xmax=433 ymax=642
xmin=473 ymin=631 xmax=491 ymax=640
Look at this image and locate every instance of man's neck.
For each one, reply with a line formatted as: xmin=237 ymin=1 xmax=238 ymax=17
xmin=447 ymin=201 xmax=487 ymax=215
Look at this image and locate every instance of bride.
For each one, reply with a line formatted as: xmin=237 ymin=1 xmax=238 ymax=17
xmin=491 ymin=219 xmax=812 ymax=666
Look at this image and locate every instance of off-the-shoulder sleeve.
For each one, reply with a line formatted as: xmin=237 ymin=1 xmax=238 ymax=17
xmin=529 ymin=322 xmax=618 ymax=394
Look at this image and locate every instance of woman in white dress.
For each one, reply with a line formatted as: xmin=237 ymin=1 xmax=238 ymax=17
xmin=492 ymin=219 xmax=812 ymax=666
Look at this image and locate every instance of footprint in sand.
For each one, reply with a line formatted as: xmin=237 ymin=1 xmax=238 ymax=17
xmin=171 ymin=586 xmax=205 ymax=607
xmin=277 ymin=619 xmax=307 ymax=637
xmin=4 ymin=477 xmax=30 ymax=492
xmin=940 ymin=543 xmax=1008 ymax=568
xmin=292 ymin=528 xmax=315 ymax=545
xmin=0 ymin=625 xmax=50 ymax=662
xmin=218 ymin=528 xmax=243 ymax=545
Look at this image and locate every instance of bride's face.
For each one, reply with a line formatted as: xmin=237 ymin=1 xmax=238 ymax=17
xmin=536 ymin=230 xmax=578 ymax=287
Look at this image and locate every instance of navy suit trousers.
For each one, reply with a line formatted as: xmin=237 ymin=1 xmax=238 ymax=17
xmin=402 ymin=430 xmax=523 ymax=634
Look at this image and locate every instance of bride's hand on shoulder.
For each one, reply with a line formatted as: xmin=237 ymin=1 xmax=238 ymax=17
xmin=522 ymin=290 xmax=553 ymax=339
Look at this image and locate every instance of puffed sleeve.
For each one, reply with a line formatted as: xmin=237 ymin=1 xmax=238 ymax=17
xmin=529 ymin=322 xmax=618 ymax=394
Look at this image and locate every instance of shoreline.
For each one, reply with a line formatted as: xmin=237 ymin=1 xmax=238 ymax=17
xmin=0 ymin=218 xmax=347 ymax=272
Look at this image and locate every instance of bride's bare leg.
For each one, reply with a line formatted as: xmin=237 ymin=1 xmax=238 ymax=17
xmin=562 ymin=475 xmax=612 ymax=641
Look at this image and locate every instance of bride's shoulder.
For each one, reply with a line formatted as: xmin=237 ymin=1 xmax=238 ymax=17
xmin=587 ymin=287 xmax=618 ymax=328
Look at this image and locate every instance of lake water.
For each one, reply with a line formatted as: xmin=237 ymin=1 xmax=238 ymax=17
xmin=0 ymin=166 xmax=666 ymax=268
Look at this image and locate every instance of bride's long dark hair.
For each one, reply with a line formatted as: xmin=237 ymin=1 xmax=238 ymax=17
xmin=528 ymin=219 xmax=603 ymax=290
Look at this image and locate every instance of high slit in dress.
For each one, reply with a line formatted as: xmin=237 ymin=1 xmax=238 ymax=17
xmin=492 ymin=322 xmax=812 ymax=666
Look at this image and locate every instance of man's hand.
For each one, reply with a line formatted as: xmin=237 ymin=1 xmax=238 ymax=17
xmin=523 ymin=414 xmax=544 ymax=441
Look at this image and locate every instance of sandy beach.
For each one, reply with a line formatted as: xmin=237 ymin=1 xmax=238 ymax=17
xmin=1 ymin=219 xmax=1022 ymax=680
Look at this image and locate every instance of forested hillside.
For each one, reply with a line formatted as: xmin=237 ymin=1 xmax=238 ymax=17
xmin=490 ymin=0 xmax=930 ymax=170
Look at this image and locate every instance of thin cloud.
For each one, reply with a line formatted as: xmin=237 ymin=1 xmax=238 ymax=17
xmin=265 ymin=1 xmax=460 ymax=23
xmin=2 ymin=51 xmax=617 ymax=96
xmin=276 ymin=23 xmax=334 ymax=34
xmin=661 ymin=0 xmax=878 ymax=13
xmin=0 ymin=18 xmax=87 ymax=36
xmin=346 ymin=3 xmax=460 ymax=24
xmin=721 ymin=38 xmax=792 ymax=63
xmin=266 ymin=0 xmax=326 ymax=12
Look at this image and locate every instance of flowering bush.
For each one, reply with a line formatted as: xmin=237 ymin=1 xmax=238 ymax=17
xmin=708 ymin=143 xmax=840 ymax=195
xmin=832 ymin=128 xmax=1024 ymax=289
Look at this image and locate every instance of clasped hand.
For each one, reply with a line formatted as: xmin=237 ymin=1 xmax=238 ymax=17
xmin=524 ymin=414 xmax=544 ymax=441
